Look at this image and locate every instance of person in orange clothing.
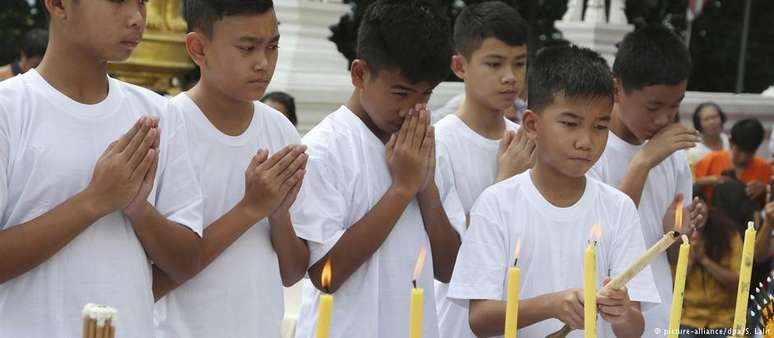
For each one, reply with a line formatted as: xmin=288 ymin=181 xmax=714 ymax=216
xmin=694 ymin=118 xmax=771 ymax=204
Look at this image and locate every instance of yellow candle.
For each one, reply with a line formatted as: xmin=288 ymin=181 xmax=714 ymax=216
xmin=584 ymin=241 xmax=597 ymax=338
xmin=668 ymin=235 xmax=690 ymax=338
xmin=732 ymin=221 xmax=757 ymax=336
xmin=409 ymin=287 xmax=424 ymax=338
xmin=409 ymin=246 xmax=427 ymax=338
xmin=316 ymin=260 xmax=333 ymax=338
xmin=504 ymin=266 xmax=520 ymax=338
xmin=504 ymin=241 xmax=522 ymax=338
xmin=316 ymin=294 xmax=333 ymax=338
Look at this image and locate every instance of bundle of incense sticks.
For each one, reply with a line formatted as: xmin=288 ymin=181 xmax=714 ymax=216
xmin=82 ymin=303 xmax=117 ymax=338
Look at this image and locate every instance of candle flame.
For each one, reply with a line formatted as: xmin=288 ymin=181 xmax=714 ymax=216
xmin=321 ymin=259 xmax=332 ymax=290
xmin=513 ymin=240 xmax=522 ymax=260
xmin=681 ymin=234 xmax=689 ymax=245
xmin=413 ymin=245 xmax=427 ymax=282
xmin=748 ymin=221 xmax=755 ymax=231
xmin=589 ymin=224 xmax=602 ymax=242
xmin=674 ymin=200 xmax=684 ymax=232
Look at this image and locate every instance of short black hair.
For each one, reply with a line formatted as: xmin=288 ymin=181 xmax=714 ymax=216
xmin=453 ymin=1 xmax=528 ymax=59
xmin=356 ymin=0 xmax=453 ymax=84
xmin=729 ymin=118 xmax=764 ymax=153
xmin=613 ymin=24 xmax=692 ymax=92
xmin=692 ymin=101 xmax=727 ymax=132
xmin=21 ymin=28 xmax=48 ymax=58
xmin=261 ymin=91 xmax=297 ymax=126
xmin=527 ymin=45 xmax=613 ymax=113
xmin=183 ymin=0 xmax=274 ymax=36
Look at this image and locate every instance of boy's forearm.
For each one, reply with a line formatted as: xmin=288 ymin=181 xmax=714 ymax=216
xmin=128 ymin=201 xmax=201 ymax=283
xmin=469 ymin=294 xmax=556 ymax=337
xmin=152 ymin=264 xmax=178 ymax=301
xmin=269 ymin=210 xmax=309 ymax=287
xmin=417 ymin=183 xmax=460 ymax=283
xmin=308 ymin=186 xmax=413 ymax=293
xmin=619 ymin=156 xmax=651 ymax=207
xmin=611 ymin=304 xmax=644 ymax=338
xmin=0 ymin=189 xmax=108 ymax=284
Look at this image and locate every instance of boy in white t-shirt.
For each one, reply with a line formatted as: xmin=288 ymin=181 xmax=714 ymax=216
xmin=588 ymin=25 xmax=707 ymax=334
xmin=448 ymin=46 xmax=660 ymax=338
xmin=0 ymin=1 xmax=203 ymax=337
xmin=434 ymin=3 xmax=534 ymax=338
xmin=152 ymin=1 xmax=309 ymax=338
xmin=290 ymin=1 xmax=465 ymax=337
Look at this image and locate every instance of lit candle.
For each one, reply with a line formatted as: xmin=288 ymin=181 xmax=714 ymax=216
xmin=732 ymin=221 xmax=757 ymax=336
xmin=409 ymin=246 xmax=427 ymax=338
xmin=584 ymin=225 xmax=601 ymax=338
xmin=316 ymin=259 xmax=333 ymax=338
xmin=668 ymin=234 xmax=690 ymax=338
xmin=504 ymin=240 xmax=521 ymax=338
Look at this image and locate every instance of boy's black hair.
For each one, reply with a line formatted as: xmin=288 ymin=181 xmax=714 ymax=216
xmin=729 ymin=118 xmax=764 ymax=153
xmin=261 ymin=91 xmax=297 ymax=126
xmin=356 ymin=0 xmax=453 ymax=85
xmin=612 ymin=24 xmax=692 ymax=92
xmin=527 ymin=45 xmax=613 ymax=113
xmin=692 ymin=101 xmax=727 ymax=133
xmin=453 ymin=1 xmax=528 ymax=59
xmin=21 ymin=28 xmax=48 ymax=58
xmin=183 ymin=0 xmax=274 ymax=37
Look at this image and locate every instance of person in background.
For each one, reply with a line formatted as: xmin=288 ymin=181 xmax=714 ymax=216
xmin=261 ymin=91 xmax=298 ymax=126
xmin=688 ymin=102 xmax=729 ymax=164
xmin=0 ymin=28 xmax=48 ymax=81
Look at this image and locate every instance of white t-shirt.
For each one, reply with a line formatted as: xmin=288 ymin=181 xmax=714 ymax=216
xmin=448 ymin=171 xmax=660 ymax=338
xmin=154 ymin=95 xmax=300 ymax=338
xmin=687 ymin=133 xmax=729 ymax=164
xmin=0 ymin=70 xmax=203 ymax=338
xmin=434 ymin=114 xmax=519 ymax=338
xmin=589 ymin=130 xmax=693 ymax=335
xmin=291 ymin=106 xmax=465 ymax=338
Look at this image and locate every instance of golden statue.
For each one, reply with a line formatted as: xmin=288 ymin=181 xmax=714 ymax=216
xmin=109 ymin=0 xmax=193 ymax=94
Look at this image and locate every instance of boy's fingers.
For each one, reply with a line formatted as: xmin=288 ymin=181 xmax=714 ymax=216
xmin=248 ymin=149 xmax=269 ymax=173
xmin=115 ymin=117 xmax=145 ymax=153
xmin=268 ymin=146 xmax=304 ymax=177
xmin=131 ymin=149 xmax=155 ymax=182
xmin=497 ymin=131 xmax=513 ymax=155
xmin=258 ymin=145 xmax=295 ymax=171
xmin=396 ymin=110 xmax=413 ymax=147
xmin=278 ymin=153 xmax=308 ymax=183
xmin=128 ymin=129 xmax=157 ymax=170
xmin=121 ymin=120 xmax=152 ymax=159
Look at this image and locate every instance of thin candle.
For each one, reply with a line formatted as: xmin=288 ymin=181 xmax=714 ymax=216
xmin=732 ymin=221 xmax=757 ymax=336
xmin=316 ymin=259 xmax=333 ymax=338
xmin=409 ymin=245 xmax=427 ymax=338
xmin=584 ymin=225 xmax=601 ymax=338
xmin=504 ymin=240 xmax=521 ymax=338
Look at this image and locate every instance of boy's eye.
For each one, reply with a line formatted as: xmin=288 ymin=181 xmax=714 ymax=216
xmin=645 ymin=106 xmax=660 ymax=112
xmin=393 ymin=92 xmax=409 ymax=97
xmin=237 ymin=46 xmax=255 ymax=52
xmin=560 ymin=121 xmax=578 ymax=127
xmin=269 ymin=44 xmax=279 ymax=51
xmin=595 ymin=123 xmax=609 ymax=130
xmin=514 ymin=62 xmax=526 ymax=68
xmin=486 ymin=62 xmax=500 ymax=68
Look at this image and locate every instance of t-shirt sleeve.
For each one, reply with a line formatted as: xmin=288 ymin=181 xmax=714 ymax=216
xmin=448 ymin=193 xmax=508 ymax=301
xmin=435 ymin=140 xmax=466 ymax=236
xmin=152 ymin=101 xmax=204 ymax=236
xmin=290 ymin=153 xmax=347 ymax=268
xmin=609 ymin=195 xmax=662 ymax=307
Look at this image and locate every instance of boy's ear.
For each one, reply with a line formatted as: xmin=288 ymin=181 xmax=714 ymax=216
xmin=521 ymin=109 xmax=539 ymax=140
xmin=451 ymin=54 xmax=467 ymax=80
xmin=45 ymin=0 xmax=67 ymax=20
xmin=185 ymin=32 xmax=207 ymax=68
xmin=351 ymin=59 xmax=368 ymax=91
xmin=613 ymin=78 xmax=623 ymax=104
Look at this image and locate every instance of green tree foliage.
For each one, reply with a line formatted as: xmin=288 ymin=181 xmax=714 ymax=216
xmin=0 ymin=0 xmax=47 ymax=65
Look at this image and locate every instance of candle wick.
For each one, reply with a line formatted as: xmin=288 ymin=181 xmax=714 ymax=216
xmin=412 ymin=280 xmax=417 ymax=289
xmin=513 ymin=258 xmax=519 ymax=267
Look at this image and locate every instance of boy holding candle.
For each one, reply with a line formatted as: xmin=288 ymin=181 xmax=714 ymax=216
xmin=434 ymin=3 xmax=533 ymax=338
xmin=152 ymin=1 xmax=310 ymax=338
xmin=588 ymin=25 xmax=708 ymax=334
xmin=448 ymin=45 xmax=660 ymax=337
xmin=289 ymin=0 xmax=466 ymax=337
xmin=0 ymin=0 xmax=204 ymax=337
